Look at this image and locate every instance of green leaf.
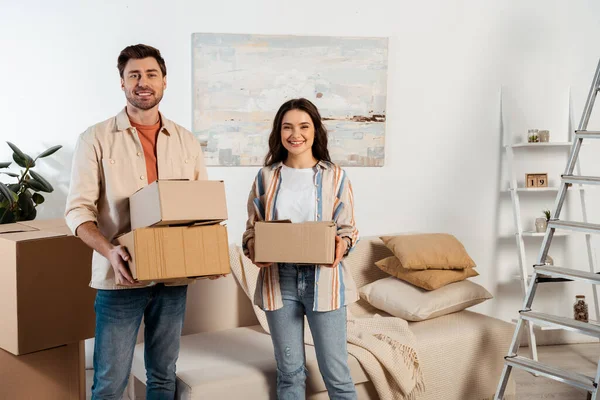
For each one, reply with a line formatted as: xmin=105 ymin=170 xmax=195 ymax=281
xmin=23 ymin=207 xmax=36 ymax=221
xmin=26 ymin=179 xmax=46 ymax=192
xmin=0 ymin=162 xmax=10 ymax=169
xmin=18 ymin=191 xmax=34 ymax=217
xmin=12 ymin=153 xmax=26 ymax=168
xmin=1 ymin=171 xmax=19 ymax=178
xmin=32 ymin=193 xmax=45 ymax=205
xmin=0 ymin=208 xmax=15 ymax=224
xmin=36 ymin=145 xmax=62 ymax=160
xmin=13 ymin=153 xmax=35 ymax=169
xmin=7 ymin=142 xmax=35 ymax=168
xmin=0 ymin=184 xmax=16 ymax=207
xmin=29 ymin=171 xmax=54 ymax=192
xmin=7 ymin=142 xmax=26 ymax=159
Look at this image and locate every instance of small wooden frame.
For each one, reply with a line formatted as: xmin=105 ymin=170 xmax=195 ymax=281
xmin=526 ymin=173 xmax=548 ymax=188
xmin=536 ymin=174 xmax=548 ymax=187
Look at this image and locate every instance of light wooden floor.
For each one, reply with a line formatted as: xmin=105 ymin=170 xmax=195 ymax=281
xmin=86 ymin=343 xmax=600 ymax=399
xmin=513 ymin=343 xmax=600 ymax=400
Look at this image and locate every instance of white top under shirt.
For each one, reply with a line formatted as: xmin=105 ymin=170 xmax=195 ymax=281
xmin=275 ymin=164 xmax=317 ymax=223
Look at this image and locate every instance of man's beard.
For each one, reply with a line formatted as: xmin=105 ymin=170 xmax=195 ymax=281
xmin=126 ymin=89 xmax=163 ymax=110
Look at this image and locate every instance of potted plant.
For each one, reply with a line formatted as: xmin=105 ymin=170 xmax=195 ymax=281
xmin=535 ymin=209 xmax=551 ymax=233
xmin=0 ymin=142 xmax=62 ymax=224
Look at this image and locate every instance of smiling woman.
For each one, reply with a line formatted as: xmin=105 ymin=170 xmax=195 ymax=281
xmin=264 ymin=98 xmax=331 ymax=167
xmin=243 ymin=98 xmax=360 ymax=399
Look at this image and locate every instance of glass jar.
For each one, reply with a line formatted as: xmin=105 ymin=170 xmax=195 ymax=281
xmin=539 ymin=130 xmax=550 ymax=142
xmin=535 ymin=217 xmax=548 ymax=233
xmin=574 ymin=295 xmax=589 ymax=322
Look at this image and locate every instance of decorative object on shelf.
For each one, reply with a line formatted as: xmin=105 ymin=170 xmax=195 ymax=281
xmin=573 ymin=295 xmax=589 ymax=323
xmin=535 ymin=209 xmax=551 ymax=233
xmin=538 ymin=130 xmax=550 ymax=142
xmin=535 ymin=217 xmax=547 ymax=233
xmin=527 ymin=129 xmax=539 ymax=143
xmin=526 ymin=173 xmax=548 ymax=188
xmin=543 ymin=209 xmax=551 ymax=221
xmin=0 ymin=142 xmax=62 ymax=224
xmin=544 ymin=254 xmax=554 ymax=265
xmin=537 ymin=174 xmax=548 ymax=187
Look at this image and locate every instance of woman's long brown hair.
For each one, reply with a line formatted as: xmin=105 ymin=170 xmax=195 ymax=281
xmin=264 ymin=98 xmax=331 ymax=166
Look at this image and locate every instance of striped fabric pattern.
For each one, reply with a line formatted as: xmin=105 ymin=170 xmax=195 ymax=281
xmin=243 ymin=161 xmax=359 ymax=312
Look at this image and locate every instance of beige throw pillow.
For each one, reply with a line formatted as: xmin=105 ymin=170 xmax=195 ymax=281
xmin=375 ymin=256 xmax=478 ymax=290
xmin=359 ymin=276 xmax=492 ymax=321
xmin=379 ymin=233 xmax=476 ymax=270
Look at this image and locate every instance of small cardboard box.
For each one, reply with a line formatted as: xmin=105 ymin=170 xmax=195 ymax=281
xmin=0 ymin=341 xmax=85 ymax=400
xmin=116 ymin=223 xmax=231 ymax=282
xmin=130 ymin=180 xmax=228 ymax=230
xmin=254 ymin=221 xmax=336 ymax=264
xmin=0 ymin=219 xmax=95 ymax=356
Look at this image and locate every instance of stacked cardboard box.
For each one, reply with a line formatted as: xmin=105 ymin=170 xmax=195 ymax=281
xmin=117 ymin=180 xmax=231 ymax=282
xmin=0 ymin=342 xmax=85 ymax=400
xmin=0 ymin=218 xmax=94 ymax=398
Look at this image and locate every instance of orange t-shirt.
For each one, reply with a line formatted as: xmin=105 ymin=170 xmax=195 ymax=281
xmin=130 ymin=119 xmax=160 ymax=184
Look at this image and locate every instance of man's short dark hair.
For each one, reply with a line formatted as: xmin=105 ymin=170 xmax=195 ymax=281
xmin=117 ymin=44 xmax=167 ymax=78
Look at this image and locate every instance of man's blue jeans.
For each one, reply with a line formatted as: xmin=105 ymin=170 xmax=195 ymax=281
xmin=91 ymin=283 xmax=187 ymax=400
xmin=265 ymin=264 xmax=357 ymax=400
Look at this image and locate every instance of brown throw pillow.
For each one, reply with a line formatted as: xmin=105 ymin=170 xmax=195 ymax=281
xmin=375 ymin=256 xmax=478 ymax=290
xmin=379 ymin=233 xmax=476 ymax=270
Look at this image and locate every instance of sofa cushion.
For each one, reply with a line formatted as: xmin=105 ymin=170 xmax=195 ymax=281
xmin=359 ymin=276 xmax=492 ymax=321
xmin=379 ymin=233 xmax=476 ymax=270
xmin=131 ymin=325 xmax=369 ymax=399
xmin=408 ymin=311 xmax=516 ymax=400
xmin=375 ymin=256 xmax=479 ymax=290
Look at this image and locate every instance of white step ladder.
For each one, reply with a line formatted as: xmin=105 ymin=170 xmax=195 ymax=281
xmin=495 ymin=60 xmax=600 ymax=399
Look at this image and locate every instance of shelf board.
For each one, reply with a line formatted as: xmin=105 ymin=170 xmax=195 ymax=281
xmin=507 ymin=142 xmax=573 ymax=149
xmin=521 ymin=231 xmax=571 ymax=237
xmin=499 ymin=232 xmax=570 ymax=239
xmin=512 ymin=273 xmax=572 ymax=283
xmin=510 ymin=318 xmax=599 ymax=330
xmin=511 ymin=318 xmax=564 ymax=330
xmin=504 ymin=186 xmax=585 ymax=193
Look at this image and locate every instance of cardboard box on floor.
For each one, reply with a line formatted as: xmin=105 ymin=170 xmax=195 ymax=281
xmin=117 ymin=223 xmax=231 ymax=282
xmin=254 ymin=221 xmax=336 ymax=264
xmin=0 ymin=219 xmax=95 ymax=356
xmin=0 ymin=341 xmax=85 ymax=400
xmin=130 ymin=180 xmax=228 ymax=230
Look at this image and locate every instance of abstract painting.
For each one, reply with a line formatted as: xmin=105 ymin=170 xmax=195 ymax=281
xmin=192 ymin=33 xmax=388 ymax=166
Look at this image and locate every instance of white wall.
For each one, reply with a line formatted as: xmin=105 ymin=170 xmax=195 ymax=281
xmin=3 ymin=0 xmax=600 ymax=340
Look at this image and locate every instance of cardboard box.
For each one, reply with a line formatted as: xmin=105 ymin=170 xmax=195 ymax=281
xmin=0 ymin=219 xmax=95 ymax=355
xmin=254 ymin=221 xmax=336 ymax=264
xmin=130 ymin=180 xmax=228 ymax=230
xmin=116 ymin=224 xmax=230 ymax=282
xmin=0 ymin=342 xmax=85 ymax=400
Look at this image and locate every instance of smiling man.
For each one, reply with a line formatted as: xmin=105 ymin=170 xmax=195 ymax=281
xmin=65 ymin=44 xmax=208 ymax=400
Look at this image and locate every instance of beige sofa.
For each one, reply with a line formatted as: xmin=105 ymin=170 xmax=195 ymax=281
xmin=131 ymin=236 xmax=516 ymax=399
